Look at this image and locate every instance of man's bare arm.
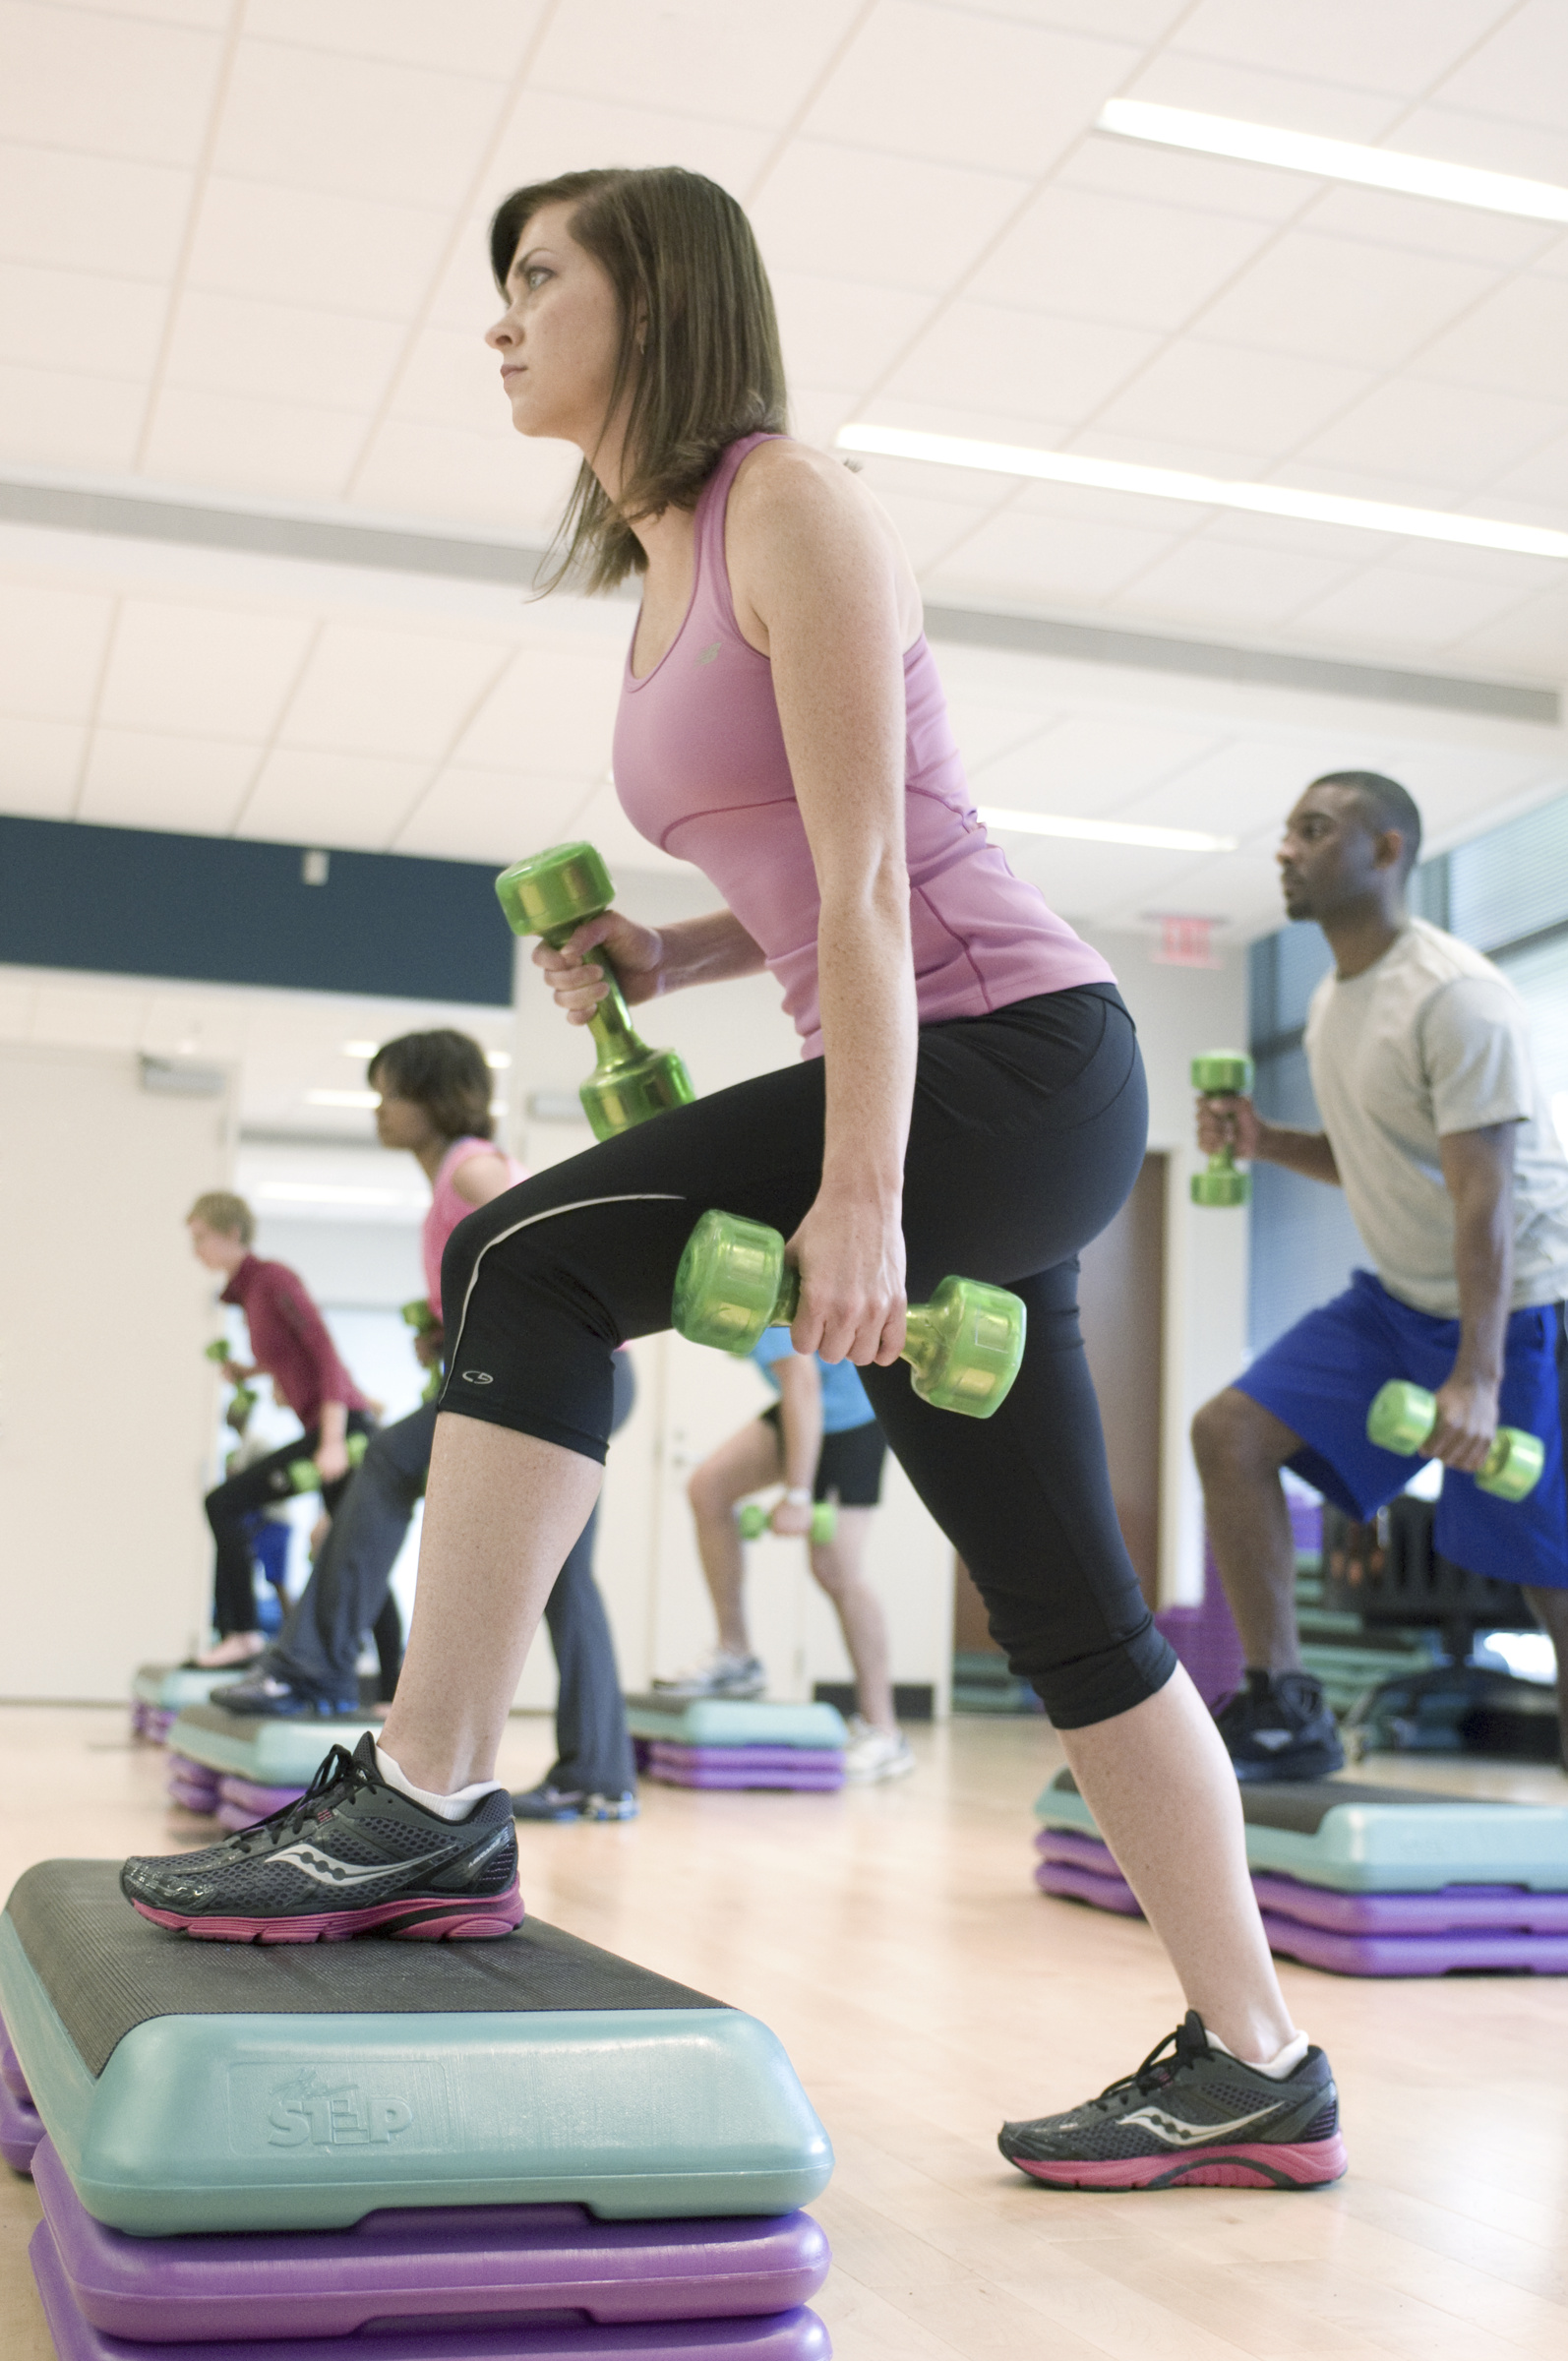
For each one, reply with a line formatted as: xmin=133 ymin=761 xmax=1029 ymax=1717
xmin=1428 ymin=1122 xmax=1516 ymax=1473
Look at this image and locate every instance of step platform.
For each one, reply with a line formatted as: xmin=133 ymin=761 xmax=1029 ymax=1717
xmin=1036 ymin=1768 xmax=1568 ymax=1892
xmin=626 ymin=1701 xmax=846 ymax=1793
xmin=165 ymin=1702 xmax=385 ymax=1793
xmin=2 ymin=2015 xmax=43 ymax=2172
xmin=214 ymin=1773 xmax=306 ymax=1832
xmin=0 ymin=1860 xmax=833 ymax=2235
xmin=131 ymin=1665 xmax=246 ymax=1743
xmin=29 ymin=2131 xmax=828 ymax=2340
xmin=166 ymin=1756 xmax=221 ymax=1816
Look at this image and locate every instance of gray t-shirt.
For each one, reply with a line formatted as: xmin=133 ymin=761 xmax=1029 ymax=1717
xmin=1303 ymin=918 xmax=1568 ymax=1317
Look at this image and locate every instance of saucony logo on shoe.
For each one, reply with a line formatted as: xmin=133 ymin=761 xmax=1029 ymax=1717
xmin=1119 ymin=2101 xmax=1282 ymax=2148
xmin=266 ymin=1840 xmax=457 ymax=1888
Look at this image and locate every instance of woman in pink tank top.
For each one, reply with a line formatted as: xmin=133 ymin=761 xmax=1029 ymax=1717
xmin=120 ymin=168 xmax=1341 ymax=2197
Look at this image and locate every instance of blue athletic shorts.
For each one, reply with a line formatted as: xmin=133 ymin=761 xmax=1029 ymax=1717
xmin=1236 ymin=1268 xmax=1568 ymax=1591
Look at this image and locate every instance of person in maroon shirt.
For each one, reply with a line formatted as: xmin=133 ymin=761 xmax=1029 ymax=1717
xmin=188 ymin=1192 xmax=376 ymax=1668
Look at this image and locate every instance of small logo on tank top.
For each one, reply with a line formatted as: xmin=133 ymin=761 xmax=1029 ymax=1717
xmin=694 ymin=640 xmax=720 ymax=667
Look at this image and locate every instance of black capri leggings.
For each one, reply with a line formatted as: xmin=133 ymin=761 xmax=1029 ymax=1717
xmin=439 ymin=982 xmax=1176 ymax=1728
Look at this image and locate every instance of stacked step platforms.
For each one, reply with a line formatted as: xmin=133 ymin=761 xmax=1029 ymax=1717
xmin=1 ymin=1860 xmax=833 ymax=2358
xmin=625 ymin=1698 xmax=847 ymax=1790
xmin=1 ymin=2014 xmax=43 ymax=2172
xmin=1034 ymin=1770 xmax=1568 ymax=1976
xmin=164 ymin=1703 xmax=386 ymax=1823
xmin=130 ymin=1667 xmax=244 ymax=1746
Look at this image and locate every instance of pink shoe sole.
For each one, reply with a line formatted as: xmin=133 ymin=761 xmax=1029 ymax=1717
xmin=1014 ymin=2134 xmax=1348 ymax=2191
xmin=130 ymin=1881 xmax=525 ymax=1943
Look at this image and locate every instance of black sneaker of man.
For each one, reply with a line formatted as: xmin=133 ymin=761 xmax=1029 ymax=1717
xmin=998 ymin=2012 xmax=1347 ymax=2191
xmin=512 ymin=1785 xmax=639 ymax=1823
xmin=1215 ymin=1668 xmax=1346 ymax=1781
xmin=121 ymin=1732 xmax=521 ymax=1942
xmin=221 ymin=1667 xmax=360 ymax=1718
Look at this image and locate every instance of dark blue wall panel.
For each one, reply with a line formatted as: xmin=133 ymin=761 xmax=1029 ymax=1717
xmin=0 ymin=817 xmax=513 ymax=1006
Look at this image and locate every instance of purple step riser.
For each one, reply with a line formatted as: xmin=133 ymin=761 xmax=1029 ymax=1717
xmin=33 ymin=2144 xmax=828 ymax=2340
xmin=1034 ymin=1828 xmax=1568 ymax=1933
xmin=1 ymin=2075 xmax=44 ymax=2174
xmin=218 ymin=1776 xmax=306 ymax=1814
xmin=646 ymin=1765 xmax=844 ymax=1790
xmin=647 ymin=1747 xmax=844 ymax=1772
xmin=1 ymin=2022 xmax=29 ymax=2101
xmin=30 ymin=2222 xmax=831 ymax=2361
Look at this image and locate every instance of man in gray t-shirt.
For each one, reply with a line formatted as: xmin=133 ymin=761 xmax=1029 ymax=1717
xmin=1191 ymin=772 xmax=1568 ymax=1780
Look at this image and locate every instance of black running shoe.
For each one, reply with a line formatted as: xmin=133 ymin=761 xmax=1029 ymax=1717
xmin=512 ymin=1784 xmax=639 ymax=1823
xmin=999 ymin=2012 xmax=1346 ymax=2191
xmin=1215 ymin=1669 xmax=1345 ymax=1782
xmin=121 ymin=1733 xmax=522 ymax=1943
xmin=221 ymin=1668 xmax=360 ymax=1718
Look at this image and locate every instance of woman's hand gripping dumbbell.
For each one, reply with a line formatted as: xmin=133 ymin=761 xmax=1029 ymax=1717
xmin=738 ymin=1496 xmax=838 ymax=1544
xmin=673 ymin=1210 xmax=1026 ymax=1419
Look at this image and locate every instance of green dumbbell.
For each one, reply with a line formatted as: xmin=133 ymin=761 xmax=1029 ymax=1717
xmin=1366 ymin=1380 xmax=1545 ymax=1502
xmin=205 ymin=1339 xmax=257 ymax=1424
xmin=1190 ymin=1050 xmax=1254 ymax=1207
xmin=495 ymin=841 xmax=695 ymax=1141
xmin=283 ymin=1429 xmax=369 ymax=1496
xmin=401 ymin=1298 xmax=442 ymax=1404
xmin=739 ymin=1499 xmax=838 ymax=1544
xmin=673 ymin=1210 xmax=1026 ymax=1420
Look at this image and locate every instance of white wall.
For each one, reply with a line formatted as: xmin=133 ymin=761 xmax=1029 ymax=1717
xmin=0 ymin=1045 xmax=231 ymax=1697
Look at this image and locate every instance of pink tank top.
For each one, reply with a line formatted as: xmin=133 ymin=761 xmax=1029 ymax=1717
xmin=613 ymin=433 xmax=1115 ymax=1056
xmin=424 ymin=1136 xmax=523 ymax=1314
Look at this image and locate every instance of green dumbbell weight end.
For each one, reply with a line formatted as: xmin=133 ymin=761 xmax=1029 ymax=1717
xmin=738 ymin=1500 xmax=837 ymax=1544
xmin=205 ymin=1339 xmax=257 ymax=1423
xmin=285 ymin=1429 xmax=370 ymax=1496
xmin=1190 ymin=1049 xmax=1254 ymax=1208
xmin=401 ymin=1298 xmax=442 ymax=1402
xmin=495 ymin=842 xmax=695 ymax=1141
xmin=673 ymin=1211 xmax=1026 ymax=1421
xmin=1366 ymin=1380 xmax=1545 ymax=1502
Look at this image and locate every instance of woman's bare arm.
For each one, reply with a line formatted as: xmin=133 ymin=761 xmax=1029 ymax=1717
xmin=538 ymin=905 xmax=764 ymax=1021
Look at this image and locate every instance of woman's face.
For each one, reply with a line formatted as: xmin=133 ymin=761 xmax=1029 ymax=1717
xmin=373 ymin=1087 xmax=441 ymax=1155
xmin=486 ymin=202 xmax=626 ymax=454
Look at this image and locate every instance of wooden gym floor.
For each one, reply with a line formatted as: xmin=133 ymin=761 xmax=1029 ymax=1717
xmin=2 ymin=1704 xmax=1566 ymax=2360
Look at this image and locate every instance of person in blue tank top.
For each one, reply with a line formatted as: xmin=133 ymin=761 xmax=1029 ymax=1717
xmin=653 ymin=1334 xmax=913 ymax=1784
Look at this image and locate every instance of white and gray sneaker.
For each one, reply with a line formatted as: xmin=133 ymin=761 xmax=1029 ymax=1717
xmin=843 ymin=1718 xmax=916 ymax=1783
xmin=650 ymin=1649 xmax=766 ymax=1700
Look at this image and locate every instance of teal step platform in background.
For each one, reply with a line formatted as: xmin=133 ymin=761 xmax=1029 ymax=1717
xmin=0 ymin=1863 xmax=832 ymax=2235
xmin=166 ymin=1702 xmax=384 ymax=1790
xmin=132 ymin=1666 xmax=245 ymax=1714
xmin=624 ymin=1698 xmax=846 ymax=1751
xmin=1036 ymin=1769 xmax=1568 ymax=1893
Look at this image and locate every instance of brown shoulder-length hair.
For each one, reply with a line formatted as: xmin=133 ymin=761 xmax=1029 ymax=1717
xmin=367 ymin=1031 xmax=494 ymax=1143
xmin=489 ymin=166 xmax=787 ymax=594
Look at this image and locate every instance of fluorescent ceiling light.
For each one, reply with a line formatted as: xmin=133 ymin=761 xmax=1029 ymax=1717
xmin=835 ymin=423 xmax=1568 ymax=559
xmin=485 ymin=1050 xmax=512 ymax=1069
xmin=1098 ymin=97 xmax=1568 ymax=225
xmin=306 ymin=1088 xmax=379 ymax=1109
xmin=254 ymin=1181 xmax=418 ymax=1207
xmin=979 ymin=807 xmax=1236 ymax=852
xmin=340 ymin=1039 xmax=380 ymax=1058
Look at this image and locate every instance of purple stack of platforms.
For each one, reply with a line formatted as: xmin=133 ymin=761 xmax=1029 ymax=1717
xmin=29 ymin=2137 xmax=831 ymax=2361
xmin=213 ymin=1774 xmax=304 ymax=1832
xmin=647 ymin=1744 xmax=844 ymax=1793
xmin=129 ymin=1702 xmax=175 ymax=1744
xmin=165 ymin=1755 xmax=221 ymax=1816
xmin=1 ymin=2015 xmax=43 ymax=2173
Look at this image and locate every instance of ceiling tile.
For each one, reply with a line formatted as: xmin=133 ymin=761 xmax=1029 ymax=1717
xmin=162 ymin=288 xmax=406 ymax=409
xmin=750 ymin=141 xmax=1030 ymax=295
xmin=527 ymin=0 xmax=862 ymax=129
xmin=0 ymin=260 xmax=168 ymax=377
xmin=1192 ymin=232 xmax=1496 ymax=373
xmin=0 ymin=580 xmax=115 ymax=719
xmin=882 ymin=303 xmax=1160 ymax=430
xmin=805 ymin=2 xmax=1137 ymax=176
xmin=1428 ymin=0 xmax=1568 ymax=134
xmin=0 ymin=0 xmax=224 ymax=166
xmin=44 ymin=0 xmax=228 ymax=22
xmin=479 ymin=91 xmax=774 ymax=226
xmin=873 ymin=489 xmax=999 ymax=573
xmin=0 ymin=359 xmax=142 ymax=471
xmin=213 ymin=39 xmax=508 ymax=207
xmin=0 ymin=144 xmax=191 ymax=276
xmin=77 ymin=727 xmax=259 ymax=832
xmin=1171 ymin=0 xmax=1514 ymax=97
xmin=1440 ymin=582 xmax=1568 ymax=678
xmin=245 ymin=0 xmax=542 ymax=73
xmin=973 ymin=711 xmax=1223 ymax=811
xmin=392 ymin=765 xmax=596 ymax=864
xmin=1486 ymin=431 xmax=1568 ymax=516
xmin=927 ymin=508 xmax=1178 ymax=606
xmin=970 ymin=185 xmax=1275 ymax=334
xmin=0 ymin=712 xmax=86 ymax=817
xmin=1091 ymin=339 xmax=1374 ymax=458
xmin=1416 ymin=275 xmax=1568 ymax=407
xmin=452 ymin=643 xmax=625 ymax=774
xmin=1123 ymin=49 xmax=1405 ymax=139
xmin=391 ymin=326 xmax=513 ymax=437
xmin=279 ymin=626 xmax=512 ymax=759
xmin=1293 ymin=376 xmax=1567 ymax=495
xmin=348 ymin=416 xmax=577 ymax=536
xmin=1061 ymin=126 xmax=1312 ymax=222
xmin=1114 ymin=736 xmax=1331 ymax=840
xmin=1286 ymin=564 xmax=1534 ymax=654
xmin=1098 ymin=840 xmax=1283 ymax=934
xmin=955 ymin=0 xmax=1186 ymax=35
xmin=1297 ymin=182 xmax=1558 ymax=270
xmin=852 ymin=447 xmax=1038 ymax=510
xmin=1011 ymin=475 xmax=1213 ymax=534
xmin=942 ymin=696 xmax=1057 ymax=770
xmin=99 ymin=600 xmax=316 ymax=738
xmin=996 ymin=830 xmax=1205 ymax=924
xmin=238 ymin=746 xmax=433 ymax=848
xmin=1105 ymin=536 xmax=1354 ymax=631
xmin=770 ymin=272 xmax=935 ymax=394
xmin=139 ymin=386 xmax=369 ymax=500
xmin=1392 ymin=100 xmax=1568 ymax=187
xmin=788 ymin=386 xmax=861 ymax=452
xmin=187 ymin=178 xmax=451 ymax=319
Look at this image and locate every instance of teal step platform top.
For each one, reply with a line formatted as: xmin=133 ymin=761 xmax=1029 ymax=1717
xmin=131 ymin=1665 xmax=244 ymax=1712
xmin=1036 ymin=1770 xmax=1568 ymax=1894
xmin=0 ymin=1863 xmax=832 ymax=2236
xmin=166 ymin=1702 xmax=384 ymax=1787
xmin=624 ymin=1697 xmax=846 ymax=1750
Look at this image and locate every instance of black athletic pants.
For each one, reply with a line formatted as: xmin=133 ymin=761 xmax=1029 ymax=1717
xmin=440 ymin=984 xmax=1176 ymax=1729
xmin=204 ymin=1411 xmax=382 ymax=1641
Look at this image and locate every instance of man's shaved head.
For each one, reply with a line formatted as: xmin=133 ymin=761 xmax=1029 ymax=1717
xmin=1308 ymin=771 xmax=1422 ymax=878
